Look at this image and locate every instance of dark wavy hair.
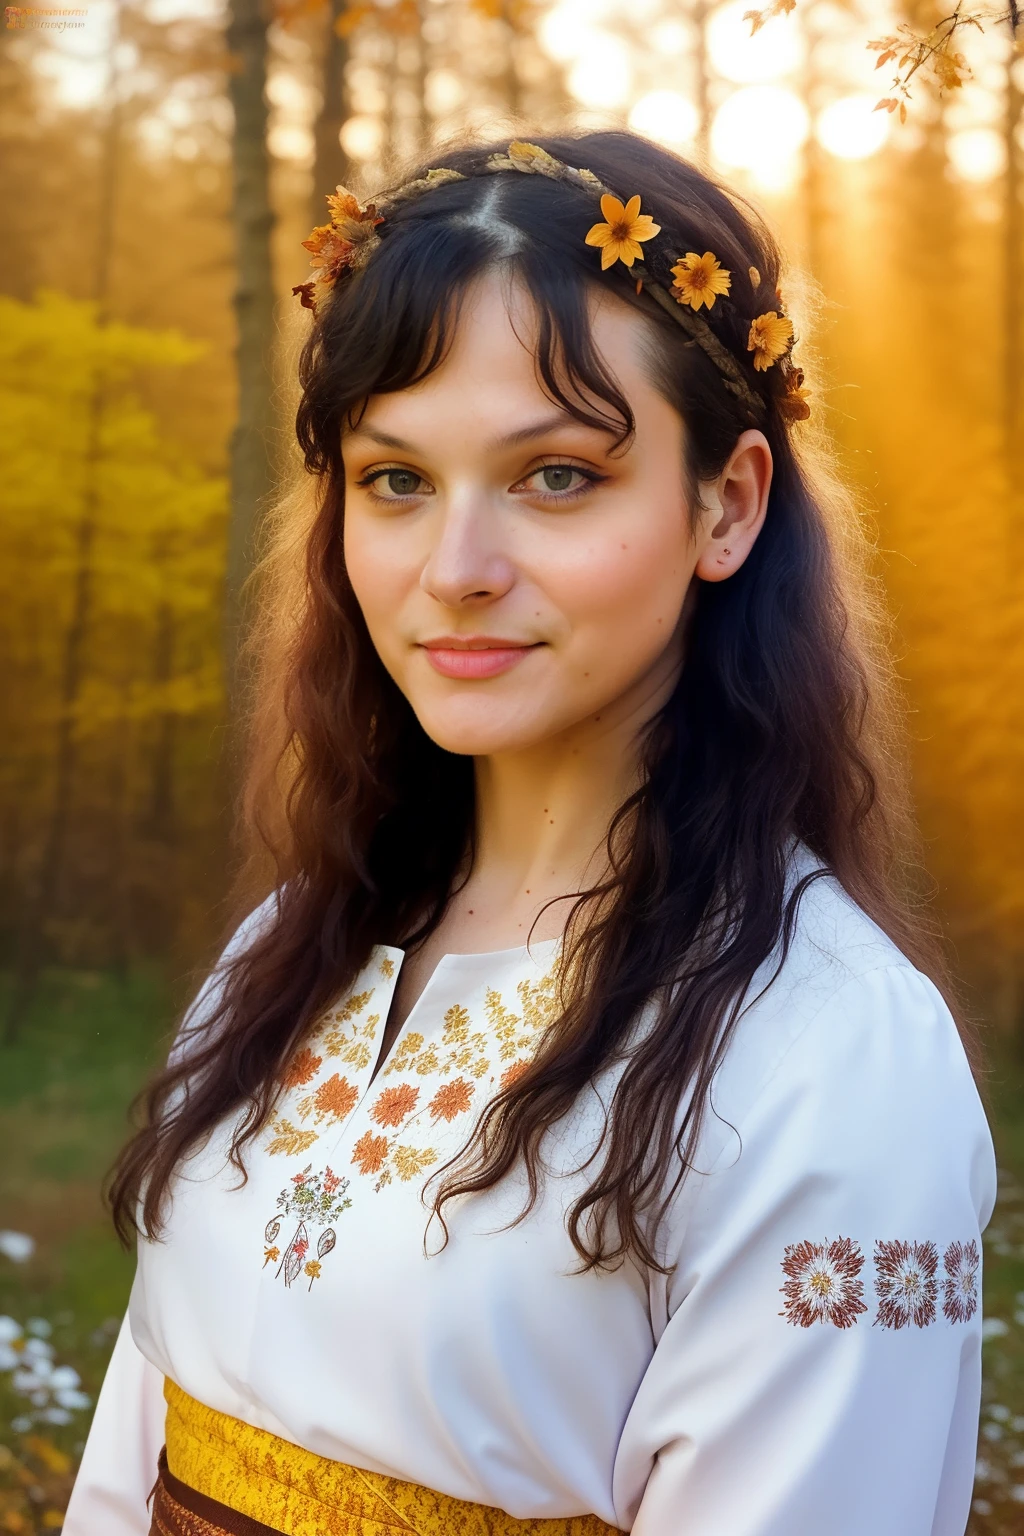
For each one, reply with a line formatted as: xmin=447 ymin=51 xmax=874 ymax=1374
xmin=110 ymin=130 xmax=970 ymax=1268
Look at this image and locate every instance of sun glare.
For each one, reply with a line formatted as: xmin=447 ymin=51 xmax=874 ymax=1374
xmin=706 ymin=0 xmax=805 ymax=84
xmin=567 ymin=32 xmax=634 ymax=108
xmin=947 ymin=127 xmax=1008 ymax=182
xmin=341 ymin=115 xmax=384 ymax=162
xmin=628 ymin=90 xmax=699 ymax=148
xmin=711 ymin=84 xmax=810 ymax=188
xmin=816 ymin=94 xmax=891 ymax=160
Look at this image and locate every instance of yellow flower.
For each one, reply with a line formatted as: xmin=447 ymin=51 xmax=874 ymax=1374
xmin=747 ymin=311 xmax=794 ymax=371
xmin=304 ymin=1259 xmax=322 ymax=1280
xmin=670 ymin=251 xmax=732 ymax=311
xmin=585 ymin=194 xmax=661 ymax=271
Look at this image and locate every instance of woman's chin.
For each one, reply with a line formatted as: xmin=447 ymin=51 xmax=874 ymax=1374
xmin=409 ymin=700 xmax=566 ymax=759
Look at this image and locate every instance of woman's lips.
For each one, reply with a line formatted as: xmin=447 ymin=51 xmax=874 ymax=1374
xmin=420 ymin=641 xmax=539 ymax=680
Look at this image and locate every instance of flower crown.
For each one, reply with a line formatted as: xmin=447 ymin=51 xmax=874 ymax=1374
xmin=293 ymin=141 xmax=810 ymax=425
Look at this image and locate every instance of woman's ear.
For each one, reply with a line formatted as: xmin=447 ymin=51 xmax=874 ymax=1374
xmin=693 ymin=429 xmax=773 ymax=583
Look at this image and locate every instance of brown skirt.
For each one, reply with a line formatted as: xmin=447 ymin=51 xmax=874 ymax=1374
xmin=150 ymin=1450 xmax=286 ymax=1536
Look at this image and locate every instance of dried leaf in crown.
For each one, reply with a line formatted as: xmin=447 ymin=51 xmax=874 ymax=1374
xmin=779 ymin=364 xmax=812 ymax=423
xmin=293 ymin=184 xmax=383 ymax=314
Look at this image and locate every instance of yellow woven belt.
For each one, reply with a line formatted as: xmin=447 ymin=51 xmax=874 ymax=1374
xmin=163 ymin=1378 xmax=620 ymax=1536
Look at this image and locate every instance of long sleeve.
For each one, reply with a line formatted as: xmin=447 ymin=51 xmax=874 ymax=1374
xmin=62 ymin=1313 xmax=166 ymax=1536
xmin=614 ymin=963 xmax=996 ymax=1536
xmin=64 ymin=896 xmax=280 ymax=1534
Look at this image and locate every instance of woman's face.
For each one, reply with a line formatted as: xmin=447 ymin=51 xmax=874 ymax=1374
xmin=343 ymin=271 xmax=769 ymax=759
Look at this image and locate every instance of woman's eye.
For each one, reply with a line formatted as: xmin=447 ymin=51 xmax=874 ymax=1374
xmin=518 ymin=464 xmax=595 ymax=497
xmin=540 ymin=465 xmax=578 ymax=492
xmin=374 ymin=469 xmax=424 ymax=497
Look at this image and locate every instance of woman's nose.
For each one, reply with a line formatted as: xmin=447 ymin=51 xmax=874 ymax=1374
xmin=418 ymin=496 xmax=516 ymax=609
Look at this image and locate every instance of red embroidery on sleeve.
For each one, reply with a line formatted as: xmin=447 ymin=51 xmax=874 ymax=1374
xmin=780 ymin=1237 xmax=868 ymax=1328
xmin=873 ymin=1239 xmax=939 ymax=1328
xmin=942 ymin=1239 xmax=979 ymax=1323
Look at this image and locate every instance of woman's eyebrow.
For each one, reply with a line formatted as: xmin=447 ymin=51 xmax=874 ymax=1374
xmin=349 ymin=413 xmax=614 ymax=457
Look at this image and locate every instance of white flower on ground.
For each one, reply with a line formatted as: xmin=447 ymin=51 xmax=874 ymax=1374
xmin=0 ymin=1232 xmax=35 ymax=1264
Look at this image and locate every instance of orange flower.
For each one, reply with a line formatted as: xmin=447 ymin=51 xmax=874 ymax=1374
xmin=747 ymin=311 xmax=794 ymax=371
xmin=500 ymin=1059 xmax=531 ymax=1091
xmin=370 ymin=1083 xmax=419 ymax=1127
xmin=313 ymin=1074 xmax=359 ymax=1122
xmin=352 ymin=1130 xmax=389 ymax=1175
xmin=585 ymin=193 xmax=661 ymax=271
xmin=263 ymin=1245 xmax=280 ymax=1266
xmin=279 ymin=1046 xmax=321 ymax=1088
xmin=428 ymin=1077 xmax=474 ymax=1122
xmin=670 ymin=251 xmax=732 ymax=312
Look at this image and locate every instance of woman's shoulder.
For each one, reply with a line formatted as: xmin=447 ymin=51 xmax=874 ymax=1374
xmin=663 ymin=860 xmax=996 ymax=1285
xmin=706 ymin=861 xmax=990 ymax=1176
xmin=170 ymin=892 xmax=283 ymax=1062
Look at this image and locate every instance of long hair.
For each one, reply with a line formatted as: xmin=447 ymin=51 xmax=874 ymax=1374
xmin=110 ymin=131 xmax=971 ymax=1267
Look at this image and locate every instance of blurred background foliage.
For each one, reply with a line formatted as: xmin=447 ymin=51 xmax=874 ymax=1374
xmin=0 ymin=0 xmax=1022 ymax=1526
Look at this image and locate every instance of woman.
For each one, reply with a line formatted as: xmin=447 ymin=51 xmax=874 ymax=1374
xmin=65 ymin=132 xmax=994 ymax=1536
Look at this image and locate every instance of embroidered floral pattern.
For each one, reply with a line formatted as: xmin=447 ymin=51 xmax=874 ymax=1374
xmin=350 ymin=970 xmax=560 ymax=1191
xmin=780 ymin=1237 xmax=980 ymax=1329
xmin=259 ymin=951 xmax=563 ymax=1264
xmin=942 ymin=1239 xmax=979 ymax=1323
xmin=391 ymin=1145 xmax=439 ymax=1183
xmin=279 ymin=1046 xmax=321 ymax=1088
xmin=428 ymin=1077 xmax=474 ymax=1121
xmin=295 ymin=1073 xmax=359 ymax=1126
xmin=264 ymin=1117 xmax=319 ymax=1157
xmin=371 ymin=1083 xmax=420 ymax=1127
xmin=500 ymin=1059 xmax=531 ymax=1090
xmin=780 ymin=1237 xmax=867 ymax=1328
xmin=351 ymin=1131 xmax=388 ymax=1175
xmin=264 ymin=1165 xmax=351 ymax=1289
xmin=873 ymin=1239 xmax=939 ymax=1328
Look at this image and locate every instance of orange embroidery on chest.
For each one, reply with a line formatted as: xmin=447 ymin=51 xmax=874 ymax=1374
xmin=352 ymin=1130 xmax=389 ymax=1175
xmin=296 ymin=1073 xmax=359 ymax=1125
xmin=500 ymin=1060 xmax=531 ymax=1090
xmin=279 ymin=1046 xmax=321 ymax=1088
xmin=429 ymin=1077 xmax=474 ymax=1121
xmin=371 ymin=1083 xmax=420 ymax=1126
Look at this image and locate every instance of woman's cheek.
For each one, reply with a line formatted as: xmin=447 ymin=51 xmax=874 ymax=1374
xmin=552 ymin=538 xmax=689 ymax=676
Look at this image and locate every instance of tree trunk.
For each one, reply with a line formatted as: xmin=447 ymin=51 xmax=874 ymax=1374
xmin=5 ymin=9 xmax=122 ymax=1037
xmin=224 ymin=0 xmax=277 ymax=695
xmin=312 ymin=0 xmax=350 ymax=215
xmin=693 ymin=0 xmax=711 ymax=169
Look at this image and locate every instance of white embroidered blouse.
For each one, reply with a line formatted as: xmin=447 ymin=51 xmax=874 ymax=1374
xmin=66 ymin=868 xmax=996 ymax=1536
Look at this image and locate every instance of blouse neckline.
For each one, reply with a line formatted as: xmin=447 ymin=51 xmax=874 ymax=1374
xmin=387 ymin=934 xmax=563 ymax=971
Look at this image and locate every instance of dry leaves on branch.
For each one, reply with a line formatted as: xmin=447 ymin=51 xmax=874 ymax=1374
xmin=744 ymin=0 xmax=1014 ymax=118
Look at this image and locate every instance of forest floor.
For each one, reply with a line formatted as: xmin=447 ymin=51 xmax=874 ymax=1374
xmin=0 ymin=970 xmax=1023 ymax=1532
